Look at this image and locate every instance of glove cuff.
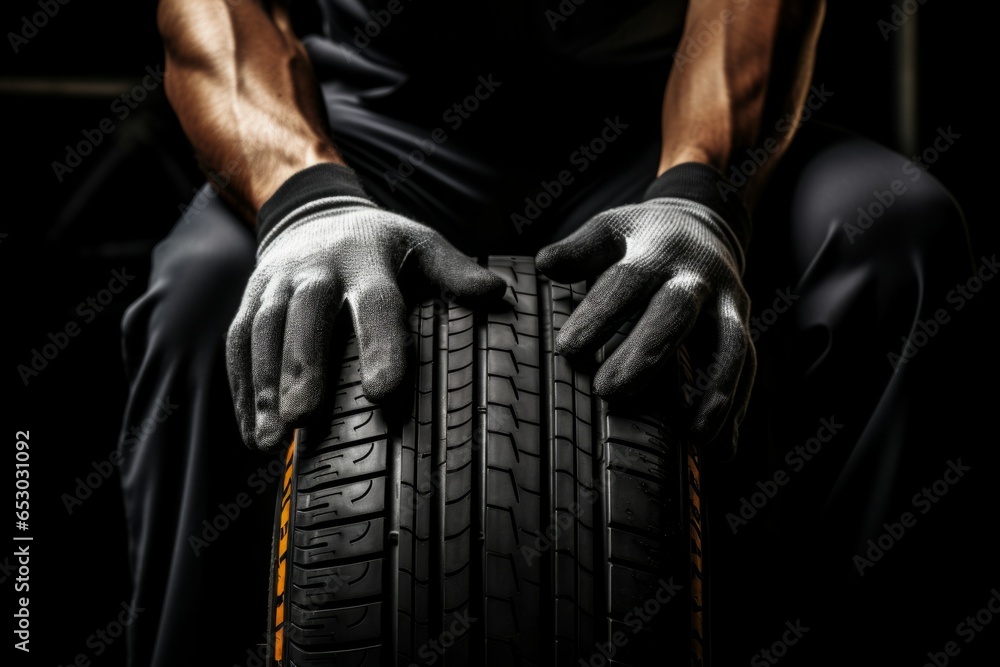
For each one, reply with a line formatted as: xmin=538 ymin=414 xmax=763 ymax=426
xmin=642 ymin=162 xmax=751 ymax=264
xmin=256 ymin=163 xmax=370 ymax=247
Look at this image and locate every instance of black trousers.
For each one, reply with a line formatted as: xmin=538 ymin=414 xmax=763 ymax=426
xmin=117 ymin=42 xmax=972 ymax=666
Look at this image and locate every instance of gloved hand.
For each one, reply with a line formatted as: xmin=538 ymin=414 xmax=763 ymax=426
xmin=227 ymin=163 xmax=506 ymax=451
xmin=536 ymin=162 xmax=755 ymax=453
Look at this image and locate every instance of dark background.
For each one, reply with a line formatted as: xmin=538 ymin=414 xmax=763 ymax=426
xmin=3 ymin=1 xmax=996 ymax=665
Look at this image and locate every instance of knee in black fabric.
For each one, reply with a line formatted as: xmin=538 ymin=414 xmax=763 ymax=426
xmin=838 ymin=156 xmax=968 ymax=260
xmin=121 ymin=185 xmax=255 ymax=378
xmin=773 ymin=127 xmax=970 ymax=277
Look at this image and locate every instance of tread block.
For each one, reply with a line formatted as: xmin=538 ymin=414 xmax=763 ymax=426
xmin=293 ymin=518 xmax=385 ymax=566
xmin=286 ymin=602 xmax=383 ymax=645
xmin=297 ymin=477 xmax=387 ymax=527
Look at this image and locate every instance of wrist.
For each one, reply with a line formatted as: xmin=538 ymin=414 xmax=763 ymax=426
xmin=642 ymin=162 xmax=751 ymax=271
xmin=256 ymin=163 xmax=371 ymax=249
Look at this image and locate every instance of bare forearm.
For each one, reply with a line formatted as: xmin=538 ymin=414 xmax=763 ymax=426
xmin=158 ymin=0 xmax=342 ymax=221
xmin=659 ymin=0 xmax=825 ymax=207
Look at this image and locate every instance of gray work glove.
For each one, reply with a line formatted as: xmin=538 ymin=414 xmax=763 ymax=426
xmin=227 ymin=164 xmax=506 ymax=451
xmin=536 ymin=162 xmax=755 ymax=454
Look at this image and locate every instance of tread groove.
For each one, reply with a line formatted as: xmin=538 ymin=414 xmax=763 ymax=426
xmin=431 ymin=304 xmax=447 ymax=642
xmin=538 ymin=275 xmax=556 ymax=667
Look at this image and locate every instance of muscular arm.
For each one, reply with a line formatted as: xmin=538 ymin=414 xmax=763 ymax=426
xmin=163 ymin=2 xmax=507 ymax=451
xmin=158 ymin=0 xmax=342 ymax=221
xmin=660 ymin=0 xmax=826 ymax=208
xmin=536 ymin=0 xmax=826 ymax=448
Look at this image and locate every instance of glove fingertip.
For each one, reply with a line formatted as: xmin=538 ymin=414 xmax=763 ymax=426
xmin=255 ymin=417 xmax=288 ymax=453
xmin=687 ymin=400 xmax=726 ymax=447
xmin=471 ymin=268 xmax=509 ymax=300
xmin=361 ymin=358 xmax=407 ymax=402
xmin=554 ymin=331 xmax=582 ymax=359
xmin=438 ymin=269 xmax=508 ymax=306
xmin=535 ymin=244 xmax=576 ymax=281
xmin=591 ymin=365 xmax=623 ymax=398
